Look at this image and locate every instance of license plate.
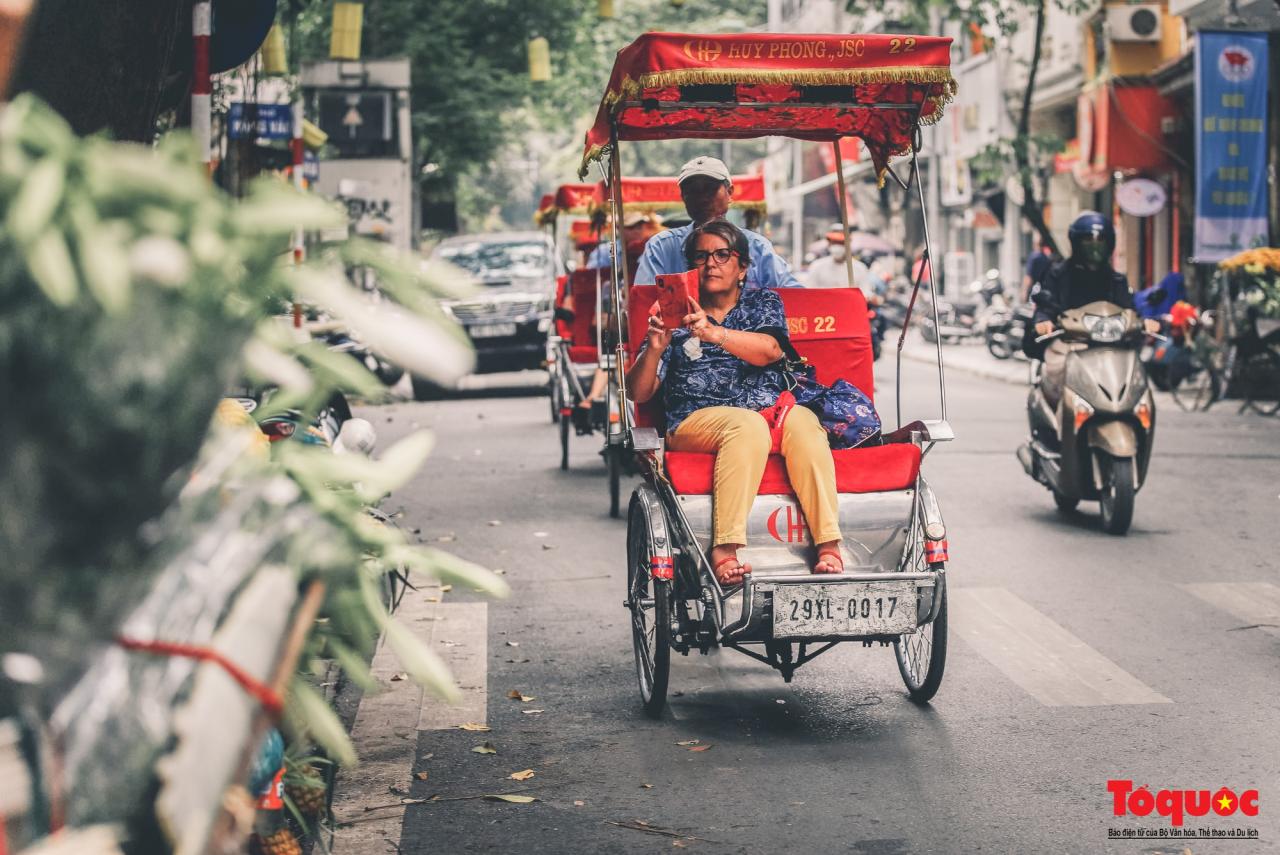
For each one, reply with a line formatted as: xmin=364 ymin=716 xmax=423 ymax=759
xmin=468 ymin=322 xmax=517 ymax=339
xmin=772 ymin=581 xmax=917 ymax=638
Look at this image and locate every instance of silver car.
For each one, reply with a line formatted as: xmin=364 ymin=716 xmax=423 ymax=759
xmin=431 ymin=231 xmax=562 ymax=373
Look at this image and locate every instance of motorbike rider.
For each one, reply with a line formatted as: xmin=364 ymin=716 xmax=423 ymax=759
xmin=1030 ymin=211 xmax=1160 ymax=408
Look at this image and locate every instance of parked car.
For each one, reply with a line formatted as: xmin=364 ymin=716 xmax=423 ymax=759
xmin=416 ymin=232 xmax=562 ymax=398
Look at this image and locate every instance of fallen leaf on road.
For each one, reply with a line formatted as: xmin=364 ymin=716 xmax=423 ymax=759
xmin=508 ymin=769 xmax=535 ymax=781
xmin=640 ymin=784 xmax=653 ymax=789
xmin=674 ymin=740 xmax=699 ymax=746
xmin=505 ymin=641 xmax=520 ymax=647
xmin=533 ymin=531 xmax=548 ymax=538
xmin=541 ymin=543 xmax=556 ymax=550
xmin=436 ymin=534 xmax=456 ymax=543
xmin=573 ymin=800 xmax=585 ymax=807
xmin=425 ymin=596 xmax=440 ymax=603
xmin=672 ymin=842 xmax=687 ymax=848
xmin=415 ymin=771 xmax=429 ymax=781
xmin=493 ymin=569 xmax=507 ymax=575
xmin=390 ymin=672 xmax=408 ymax=682
xmin=506 ymin=690 xmax=536 ymax=702
xmin=440 ymin=584 xmax=453 ymax=593
xmin=457 ymin=723 xmax=491 ymax=731
xmin=421 ymin=753 xmax=434 ymax=761
xmin=687 ymin=745 xmax=711 ymax=752
xmin=521 ymin=709 xmax=545 ymax=715
xmin=483 ymin=794 xmax=537 ymax=804
xmin=488 ymin=520 xmax=502 ymax=526
xmin=471 ymin=742 xmax=497 ymax=755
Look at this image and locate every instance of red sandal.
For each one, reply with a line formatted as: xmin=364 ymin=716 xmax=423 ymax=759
xmin=713 ymin=556 xmax=750 ymax=586
xmin=814 ymin=549 xmax=844 ymax=575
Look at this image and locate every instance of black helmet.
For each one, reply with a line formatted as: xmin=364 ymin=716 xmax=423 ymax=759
xmin=1068 ymin=210 xmax=1114 ymax=257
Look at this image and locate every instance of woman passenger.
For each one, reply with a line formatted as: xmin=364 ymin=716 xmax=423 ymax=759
xmin=626 ymin=220 xmax=843 ymax=586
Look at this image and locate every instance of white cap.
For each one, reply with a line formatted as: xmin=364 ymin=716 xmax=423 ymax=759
xmin=677 ymin=156 xmax=731 ymax=185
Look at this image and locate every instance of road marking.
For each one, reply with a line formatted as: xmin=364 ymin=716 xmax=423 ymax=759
xmin=949 ymin=587 xmax=1172 ymax=707
xmin=1179 ymin=583 xmax=1280 ymax=636
xmin=330 ymin=579 xmax=487 ymax=852
xmin=418 ymin=602 xmax=488 ymax=729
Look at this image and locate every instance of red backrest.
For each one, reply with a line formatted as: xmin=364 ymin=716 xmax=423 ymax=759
xmin=623 ymin=286 xmax=875 ymax=432
xmin=627 ymin=285 xmax=663 ymax=431
xmin=553 ymin=274 xmax=571 ymax=338
xmin=569 ymin=268 xmax=607 ymax=347
xmin=778 ymin=288 xmax=874 ymax=401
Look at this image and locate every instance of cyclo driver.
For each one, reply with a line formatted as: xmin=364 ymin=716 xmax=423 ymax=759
xmin=1029 ymin=211 xmax=1160 ymax=409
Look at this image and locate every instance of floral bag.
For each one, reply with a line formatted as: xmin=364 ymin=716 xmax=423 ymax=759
xmin=786 ymin=361 xmax=881 ymax=449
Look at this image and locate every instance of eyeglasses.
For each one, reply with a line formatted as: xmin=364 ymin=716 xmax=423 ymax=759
xmin=690 ymin=248 xmax=738 ymax=266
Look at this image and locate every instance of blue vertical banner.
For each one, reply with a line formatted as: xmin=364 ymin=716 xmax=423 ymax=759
xmin=1194 ymin=32 xmax=1269 ymax=261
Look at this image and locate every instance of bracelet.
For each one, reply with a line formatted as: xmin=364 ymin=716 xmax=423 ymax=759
xmin=716 ymin=327 xmax=729 ymax=346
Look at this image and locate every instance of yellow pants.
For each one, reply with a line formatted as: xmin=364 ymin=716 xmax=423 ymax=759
xmin=669 ymin=405 xmax=841 ymax=547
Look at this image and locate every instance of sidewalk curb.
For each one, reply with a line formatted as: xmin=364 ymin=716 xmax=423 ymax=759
xmin=900 ymin=348 xmax=1029 ymax=387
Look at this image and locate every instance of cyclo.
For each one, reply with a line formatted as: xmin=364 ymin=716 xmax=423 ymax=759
xmin=579 ymin=31 xmax=958 ymax=714
xmin=547 ymin=174 xmax=771 ymax=513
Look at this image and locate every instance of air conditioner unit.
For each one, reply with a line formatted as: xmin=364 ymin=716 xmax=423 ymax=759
xmin=1107 ymin=4 xmax=1163 ymax=42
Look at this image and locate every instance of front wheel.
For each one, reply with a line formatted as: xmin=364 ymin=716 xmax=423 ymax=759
xmin=1170 ymin=350 xmax=1219 ymax=412
xmin=1098 ymin=453 xmax=1135 ymax=535
xmin=894 ymin=573 xmax=947 ymax=703
xmin=987 ymin=332 xmax=1013 ymax=360
xmin=607 ymin=444 xmax=622 ymax=518
xmin=627 ymin=495 xmax=671 ymax=717
xmin=1053 ymin=490 xmax=1079 ymax=513
xmin=1241 ymin=346 xmax=1280 ymax=416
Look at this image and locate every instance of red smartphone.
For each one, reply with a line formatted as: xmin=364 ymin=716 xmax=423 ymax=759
xmin=654 ymin=269 xmax=699 ymax=330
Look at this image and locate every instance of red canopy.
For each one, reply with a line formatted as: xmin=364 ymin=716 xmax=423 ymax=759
xmin=593 ymin=173 xmax=766 ymax=214
xmin=554 ymin=183 xmax=597 ymax=215
xmin=580 ymin=32 xmax=955 ymax=181
xmin=569 ymin=219 xmax=601 ymax=250
xmin=533 ymin=193 xmax=557 ymax=226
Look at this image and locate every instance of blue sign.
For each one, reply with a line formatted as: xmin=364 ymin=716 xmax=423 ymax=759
xmin=1194 ymin=32 xmax=1269 ymax=261
xmin=303 ymin=151 xmax=320 ymax=182
xmin=227 ymin=103 xmax=294 ymax=141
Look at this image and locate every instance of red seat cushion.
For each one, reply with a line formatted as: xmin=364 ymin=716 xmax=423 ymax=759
xmin=665 ymin=443 xmax=920 ymax=496
xmin=569 ymin=268 xmax=607 ymax=348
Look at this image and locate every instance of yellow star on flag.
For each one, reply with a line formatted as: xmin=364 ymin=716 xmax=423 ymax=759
xmin=1217 ymin=794 xmax=1233 ymax=811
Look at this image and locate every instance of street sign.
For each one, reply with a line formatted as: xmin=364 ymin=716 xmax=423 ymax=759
xmin=227 ymin=103 xmax=293 ymax=140
xmin=1116 ymin=178 xmax=1166 ymax=218
xmin=317 ymin=91 xmax=392 ymax=143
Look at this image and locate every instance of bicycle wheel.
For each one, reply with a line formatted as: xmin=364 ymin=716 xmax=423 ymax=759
xmin=1242 ymin=347 xmax=1280 ymax=416
xmin=893 ymin=511 xmax=947 ymax=702
xmin=1170 ymin=348 xmax=1219 ymax=412
xmin=627 ymin=493 xmax=671 ymax=717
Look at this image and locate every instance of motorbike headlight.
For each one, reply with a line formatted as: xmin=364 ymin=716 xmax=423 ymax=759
xmin=1082 ymin=313 xmax=1126 ymax=343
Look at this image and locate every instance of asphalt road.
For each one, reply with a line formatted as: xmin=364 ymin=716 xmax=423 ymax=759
xmin=336 ymin=356 xmax=1280 ymax=855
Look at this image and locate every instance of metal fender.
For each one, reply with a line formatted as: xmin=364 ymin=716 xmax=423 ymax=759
xmin=1087 ymin=420 xmax=1138 ymax=458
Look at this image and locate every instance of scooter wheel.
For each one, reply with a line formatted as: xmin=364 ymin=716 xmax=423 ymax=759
xmin=1052 ymin=490 xmax=1078 ymax=513
xmin=1098 ymin=453 xmax=1135 ymax=535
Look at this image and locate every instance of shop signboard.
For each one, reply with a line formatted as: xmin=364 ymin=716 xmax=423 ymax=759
xmin=1194 ymin=31 xmax=1269 ymax=260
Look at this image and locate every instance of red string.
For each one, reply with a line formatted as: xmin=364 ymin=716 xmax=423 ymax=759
xmin=115 ymin=636 xmax=283 ymax=718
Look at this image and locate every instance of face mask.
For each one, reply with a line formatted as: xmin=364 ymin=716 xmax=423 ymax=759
xmin=830 ymin=247 xmax=846 ymax=262
xmin=1079 ymin=240 xmax=1108 ymax=268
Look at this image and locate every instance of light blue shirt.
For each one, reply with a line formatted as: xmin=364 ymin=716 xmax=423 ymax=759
xmin=586 ymin=240 xmax=619 ymax=270
xmin=634 ymin=224 xmax=801 ymax=289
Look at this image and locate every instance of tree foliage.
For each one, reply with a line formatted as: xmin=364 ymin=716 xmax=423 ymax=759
xmin=294 ymin=0 xmax=768 ymax=229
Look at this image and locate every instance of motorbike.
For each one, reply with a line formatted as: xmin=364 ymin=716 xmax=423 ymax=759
xmin=984 ymin=302 xmax=1035 ymax=360
xmin=1016 ymin=301 xmax=1155 ymax=535
xmin=920 ymin=269 xmax=1004 ymax=344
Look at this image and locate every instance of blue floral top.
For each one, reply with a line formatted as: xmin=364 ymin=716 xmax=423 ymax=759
xmin=637 ymin=288 xmax=790 ymax=434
